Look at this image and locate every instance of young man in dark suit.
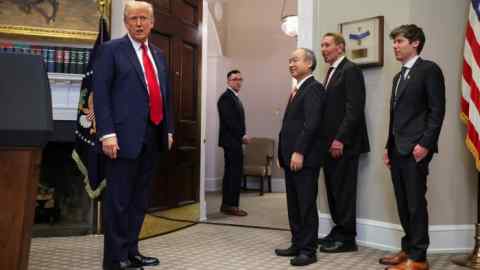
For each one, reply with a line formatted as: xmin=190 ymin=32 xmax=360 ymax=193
xmin=217 ymin=70 xmax=250 ymax=216
xmin=274 ymin=48 xmax=326 ymax=267
xmin=380 ymin=24 xmax=445 ymax=270
xmin=318 ymin=32 xmax=369 ymax=253
xmin=94 ymin=2 xmax=173 ymax=269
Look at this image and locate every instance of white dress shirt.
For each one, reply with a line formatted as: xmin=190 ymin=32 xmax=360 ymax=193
xmin=395 ymin=55 xmax=419 ymax=92
xmin=325 ymin=55 xmax=346 ymax=87
xmin=128 ymin=34 xmax=160 ymax=94
xmin=100 ymin=35 xmax=163 ymax=141
xmin=296 ymin=74 xmax=314 ymax=90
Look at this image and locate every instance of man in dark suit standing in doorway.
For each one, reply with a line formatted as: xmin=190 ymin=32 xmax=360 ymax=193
xmin=217 ymin=70 xmax=250 ymax=216
xmin=94 ymin=1 xmax=174 ymax=269
xmin=380 ymin=24 xmax=445 ymax=270
xmin=274 ymin=48 xmax=326 ymax=267
xmin=318 ymin=32 xmax=369 ymax=253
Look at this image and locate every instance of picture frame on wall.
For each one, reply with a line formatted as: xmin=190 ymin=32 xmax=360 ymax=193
xmin=339 ymin=16 xmax=384 ymax=68
xmin=0 ymin=0 xmax=111 ymax=43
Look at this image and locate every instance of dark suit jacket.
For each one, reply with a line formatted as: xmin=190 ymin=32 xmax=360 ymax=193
xmin=320 ymin=57 xmax=369 ymax=155
xmin=386 ymin=57 xmax=445 ymax=155
xmin=93 ymin=35 xmax=174 ymax=159
xmin=217 ymin=89 xmax=246 ymax=149
xmin=278 ymin=76 xmax=326 ymax=169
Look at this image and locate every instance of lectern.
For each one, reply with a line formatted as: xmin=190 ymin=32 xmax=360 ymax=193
xmin=0 ymin=53 xmax=53 ymax=270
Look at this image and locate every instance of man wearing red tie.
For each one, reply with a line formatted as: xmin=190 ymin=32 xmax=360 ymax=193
xmin=275 ymin=48 xmax=326 ymax=267
xmin=94 ymin=1 xmax=173 ymax=270
xmin=318 ymin=32 xmax=369 ymax=253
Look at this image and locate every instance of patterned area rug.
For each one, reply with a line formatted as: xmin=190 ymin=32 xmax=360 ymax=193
xmin=29 ymin=223 xmax=467 ymax=270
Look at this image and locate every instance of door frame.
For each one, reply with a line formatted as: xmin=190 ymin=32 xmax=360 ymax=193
xmin=199 ymin=0 xmax=226 ymax=221
xmin=199 ymin=0 xmax=208 ymax=221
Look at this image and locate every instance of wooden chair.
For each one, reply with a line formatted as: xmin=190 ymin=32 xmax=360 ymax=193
xmin=242 ymin=137 xmax=275 ymax=195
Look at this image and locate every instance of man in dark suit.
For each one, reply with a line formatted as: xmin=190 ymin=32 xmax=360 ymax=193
xmin=217 ymin=70 xmax=250 ymax=216
xmin=274 ymin=48 xmax=326 ymax=267
xmin=318 ymin=32 xmax=369 ymax=253
xmin=94 ymin=2 xmax=174 ymax=270
xmin=380 ymin=24 xmax=445 ymax=270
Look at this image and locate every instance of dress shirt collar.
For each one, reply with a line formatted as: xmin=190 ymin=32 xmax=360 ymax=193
xmin=128 ymin=34 xmax=149 ymax=52
xmin=296 ymin=74 xmax=314 ymax=90
xmin=331 ymin=55 xmax=346 ymax=69
xmin=228 ymin=87 xmax=239 ymax=96
xmin=403 ymin=55 xmax=419 ymax=69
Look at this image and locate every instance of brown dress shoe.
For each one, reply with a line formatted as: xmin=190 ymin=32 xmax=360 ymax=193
xmin=379 ymin=251 xmax=408 ymax=265
xmin=385 ymin=259 xmax=429 ymax=270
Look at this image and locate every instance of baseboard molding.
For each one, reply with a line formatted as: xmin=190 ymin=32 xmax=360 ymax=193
xmin=318 ymin=213 xmax=475 ymax=253
xmin=205 ymin=177 xmax=286 ymax=192
xmin=204 ymin=178 xmax=475 ymax=252
xmin=205 ymin=177 xmax=222 ymax=192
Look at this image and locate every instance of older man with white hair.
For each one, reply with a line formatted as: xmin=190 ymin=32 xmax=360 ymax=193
xmin=94 ymin=1 xmax=174 ymax=269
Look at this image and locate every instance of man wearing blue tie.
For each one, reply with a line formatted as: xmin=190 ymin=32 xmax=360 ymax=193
xmin=94 ymin=1 xmax=174 ymax=269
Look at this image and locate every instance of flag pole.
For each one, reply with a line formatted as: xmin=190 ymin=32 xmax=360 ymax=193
xmin=92 ymin=0 xmax=107 ymax=236
xmin=451 ymin=172 xmax=480 ymax=268
xmin=96 ymin=199 xmax=102 ymax=234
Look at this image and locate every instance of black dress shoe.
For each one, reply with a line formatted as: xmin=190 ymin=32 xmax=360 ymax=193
xmin=290 ymin=254 xmax=317 ymax=266
xmin=319 ymin=240 xmax=358 ymax=253
xmin=274 ymin=246 xmax=299 ymax=257
xmin=317 ymin=234 xmax=334 ymax=246
xmin=129 ymin=254 xmax=160 ymax=267
xmin=106 ymin=260 xmax=144 ymax=270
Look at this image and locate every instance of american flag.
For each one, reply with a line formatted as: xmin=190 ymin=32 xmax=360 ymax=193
xmin=462 ymin=0 xmax=480 ymax=171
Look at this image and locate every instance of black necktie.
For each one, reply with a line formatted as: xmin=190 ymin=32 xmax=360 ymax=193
xmin=394 ymin=66 xmax=408 ymax=106
xmin=395 ymin=67 xmax=408 ymax=95
xmin=323 ymin=67 xmax=334 ymax=87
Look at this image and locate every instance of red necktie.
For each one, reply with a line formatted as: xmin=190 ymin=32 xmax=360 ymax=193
xmin=289 ymin=86 xmax=298 ymax=103
xmin=323 ymin=67 xmax=334 ymax=88
xmin=141 ymin=44 xmax=164 ymax=125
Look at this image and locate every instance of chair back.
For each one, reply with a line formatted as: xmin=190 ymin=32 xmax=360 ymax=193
xmin=244 ymin=137 xmax=275 ymax=170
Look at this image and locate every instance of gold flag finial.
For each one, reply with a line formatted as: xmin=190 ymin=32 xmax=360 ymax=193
xmin=97 ymin=0 xmax=107 ymax=17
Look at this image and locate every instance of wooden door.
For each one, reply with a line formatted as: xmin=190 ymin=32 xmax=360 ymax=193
xmin=146 ymin=0 xmax=202 ymax=210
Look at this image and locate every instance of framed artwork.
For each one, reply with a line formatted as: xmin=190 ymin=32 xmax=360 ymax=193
xmin=339 ymin=16 xmax=384 ymax=68
xmin=0 ymin=0 xmax=111 ymax=43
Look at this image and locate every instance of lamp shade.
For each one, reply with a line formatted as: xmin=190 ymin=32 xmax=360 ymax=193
xmin=281 ymin=15 xmax=298 ymax=37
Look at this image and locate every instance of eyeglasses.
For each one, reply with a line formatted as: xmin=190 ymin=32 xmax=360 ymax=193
xmin=229 ymin=78 xmax=244 ymax=82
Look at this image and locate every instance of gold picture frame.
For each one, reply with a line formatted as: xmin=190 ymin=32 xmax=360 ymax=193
xmin=0 ymin=0 xmax=111 ymax=43
xmin=339 ymin=16 xmax=384 ymax=68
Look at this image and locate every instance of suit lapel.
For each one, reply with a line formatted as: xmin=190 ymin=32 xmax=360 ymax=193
xmin=395 ymin=57 xmax=422 ymax=102
xmin=326 ymin=58 xmax=347 ymax=90
xmin=227 ymin=89 xmax=245 ymax=120
xmin=391 ymin=73 xmax=400 ymax=109
xmin=122 ymin=36 xmax=148 ymax=93
xmin=293 ymin=76 xmax=314 ymax=101
xmin=285 ymin=76 xmax=314 ymax=116
xmin=150 ymin=45 xmax=167 ymax=98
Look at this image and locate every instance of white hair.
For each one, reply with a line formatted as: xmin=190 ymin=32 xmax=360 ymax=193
xmin=124 ymin=1 xmax=154 ymax=20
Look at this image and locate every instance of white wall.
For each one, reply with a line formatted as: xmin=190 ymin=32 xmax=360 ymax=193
xmin=204 ymin=0 xmax=297 ymax=189
xmin=312 ymin=0 xmax=475 ymax=226
xmin=111 ymin=0 xmax=128 ymax=38
xmin=409 ymin=0 xmax=475 ymax=227
xmin=299 ymin=0 xmax=476 ymax=252
xmin=205 ymin=5 xmax=233 ymax=190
